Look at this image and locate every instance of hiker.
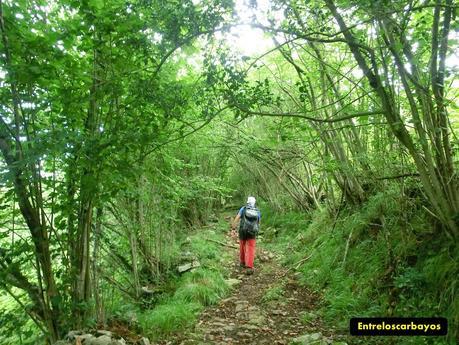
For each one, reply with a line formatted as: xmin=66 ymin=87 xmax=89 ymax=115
xmin=231 ymin=196 xmax=261 ymax=275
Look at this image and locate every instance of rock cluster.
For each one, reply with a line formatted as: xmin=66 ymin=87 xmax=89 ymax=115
xmin=177 ymin=251 xmax=201 ymax=273
xmin=53 ymin=330 xmax=151 ymax=345
xmin=290 ymin=332 xmax=348 ymax=345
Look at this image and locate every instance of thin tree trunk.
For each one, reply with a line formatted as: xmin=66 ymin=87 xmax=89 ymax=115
xmin=93 ymin=207 xmax=104 ymax=326
xmin=324 ymin=0 xmax=459 ymax=237
xmin=0 ymin=2 xmax=61 ymax=340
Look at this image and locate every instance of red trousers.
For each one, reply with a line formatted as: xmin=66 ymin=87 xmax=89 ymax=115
xmin=239 ymin=239 xmax=256 ymax=268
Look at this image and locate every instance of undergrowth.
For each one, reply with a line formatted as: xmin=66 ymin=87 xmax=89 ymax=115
xmin=174 ymin=269 xmax=229 ymax=306
xmin=263 ymin=186 xmax=458 ymax=345
xmin=138 ymin=301 xmax=202 ymax=337
xmin=108 ymin=217 xmax=233 ymax=340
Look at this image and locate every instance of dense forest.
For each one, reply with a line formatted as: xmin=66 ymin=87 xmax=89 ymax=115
xmin=0 ymin=0 xmax=458 ymax=344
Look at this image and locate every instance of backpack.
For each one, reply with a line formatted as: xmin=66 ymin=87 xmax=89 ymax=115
xmin=240 ymin=205 xmax=259 ymax=237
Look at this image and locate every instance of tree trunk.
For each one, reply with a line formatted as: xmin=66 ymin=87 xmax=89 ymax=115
xmin=324 ymin=0 xmax=459 ymax=237
xmin=92 ymin=207 xmax=104 ymax=326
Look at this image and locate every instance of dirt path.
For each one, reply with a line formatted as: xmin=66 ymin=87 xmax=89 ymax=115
xmin=160 ymin=231 xmax=337 ymax=345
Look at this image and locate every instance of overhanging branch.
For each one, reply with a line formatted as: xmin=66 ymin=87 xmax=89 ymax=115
xmin=232 ymin=103 xmax=384 ymax=123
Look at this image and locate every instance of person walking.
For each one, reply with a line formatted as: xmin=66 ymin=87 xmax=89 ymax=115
xmin=231 ymin=196 xmax=261 ymax=275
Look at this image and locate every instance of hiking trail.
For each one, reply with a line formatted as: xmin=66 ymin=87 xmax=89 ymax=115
xmin=157 ymin=216 xmax=345 ymax=345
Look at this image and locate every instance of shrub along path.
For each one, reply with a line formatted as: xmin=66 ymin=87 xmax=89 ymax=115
xmin=158 ymin=220 xmax=345 ymax=345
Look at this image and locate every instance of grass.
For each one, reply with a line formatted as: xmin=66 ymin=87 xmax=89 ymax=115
xmin=174 ymin=268 xmax=229 ymax=306
xmin=136 ymin=216 xmax=233 ymax=340
xmin=262 ymin=187 xmax=458 ymax=345
xmin=262 ymin=283 xmax=285 ymax=303
xmin=129 ymin=269 xmax=230 ymax=340
xmin=300 ymin=310 xmax=318 ymax=324
xmin=138 ymin=300 xmax=202 ymax=338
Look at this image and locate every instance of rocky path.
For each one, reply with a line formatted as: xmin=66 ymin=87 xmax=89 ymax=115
xmin=161 ymin=232 xmax=346 ymax=345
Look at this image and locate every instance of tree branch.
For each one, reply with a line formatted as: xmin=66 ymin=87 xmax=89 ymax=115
xmin=232 ymin=103 xmax=384 ymax=123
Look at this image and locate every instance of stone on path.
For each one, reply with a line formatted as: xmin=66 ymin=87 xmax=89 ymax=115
xmin=89 ymin=335 xmax=112 ymax=345
xmin=236 ymin=331 xmax=251 ymax=338
xmin=290 ymin=332 xmax=347 ymax=345
xmin=290 ymin=332 xmax=325 ymax=345
xmin=210 ymin=321 xmax=226 ymax=328
xmin=139 ymin=337 xmax=151 ymax=345
xmin=241 ymin=324 xmax=259 ymax=331
xmin=248 ymin=312 xmax=265 ymax=326
xmin=223 ymin=324 xmax=237 ymax=332
xmin=77 ymin=334 xmax=95 ymax=344
xmin=234 ymin=300 xmax=249 ymax=313
xmin=177 ymin=260 xmax=201 ymax=273
xmin=111 ymin=339 xmax=127 ymax=345
xmin=96 ymin=330 xmax=112 ymax=337
xmin=67 ymin=330 xmax=83 ymax=340
xmin=225 ymin=278 xmax=242 ymax=287
xmin=62 ymin=330 xmax=127 ymax=345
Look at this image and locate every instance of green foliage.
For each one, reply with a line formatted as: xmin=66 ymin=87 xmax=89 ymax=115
xmin=421 ymin=247 xmax=459 ymax=335
xmin=1 ymin=0 xmax=458 ymax=343
xmin=189 ymin=235 xmax=220 ymax=261
xmin=105 ymin=298 xmax=139 ymax=327
xmin=300 ymin=311 xmax=318 ymax=325
xmin=134 ymin=225 xmax=230 ymax=339
xmin=261 ymin=209 xmax=313 ymax=264
xmin=0 ymin=294 xmax=42 ymax=345
xmin=187 ymin=226 xmax=232 ymax=270
xmin=174 ymin=268 xmax=229 ymax=306
xmin=138 ymin=300 xmax=202 ymax=338
xmin=263 ymin=187 xmax=458 ymax=344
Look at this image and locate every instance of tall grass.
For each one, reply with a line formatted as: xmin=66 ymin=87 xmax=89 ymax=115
xmin=263 ymin=187 xmax=458 ymax=344
xmin=136 ymin=218 xmax=233 ymax=340
xmin=138 ymin=300 xmax=202 ymax=338
xmin=174 ymin=269 xmax=229 ymax=306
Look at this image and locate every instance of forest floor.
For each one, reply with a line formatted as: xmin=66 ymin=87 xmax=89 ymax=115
xmin=156 ymin=217 xmax=344 ymax=345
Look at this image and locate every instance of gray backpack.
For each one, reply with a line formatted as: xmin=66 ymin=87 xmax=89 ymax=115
xmin=240 ymin=206 xmax=259 ymax=237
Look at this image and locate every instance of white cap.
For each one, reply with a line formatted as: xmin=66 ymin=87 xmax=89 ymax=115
xmin=247 ymin=196 xmax=256 ymax=206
